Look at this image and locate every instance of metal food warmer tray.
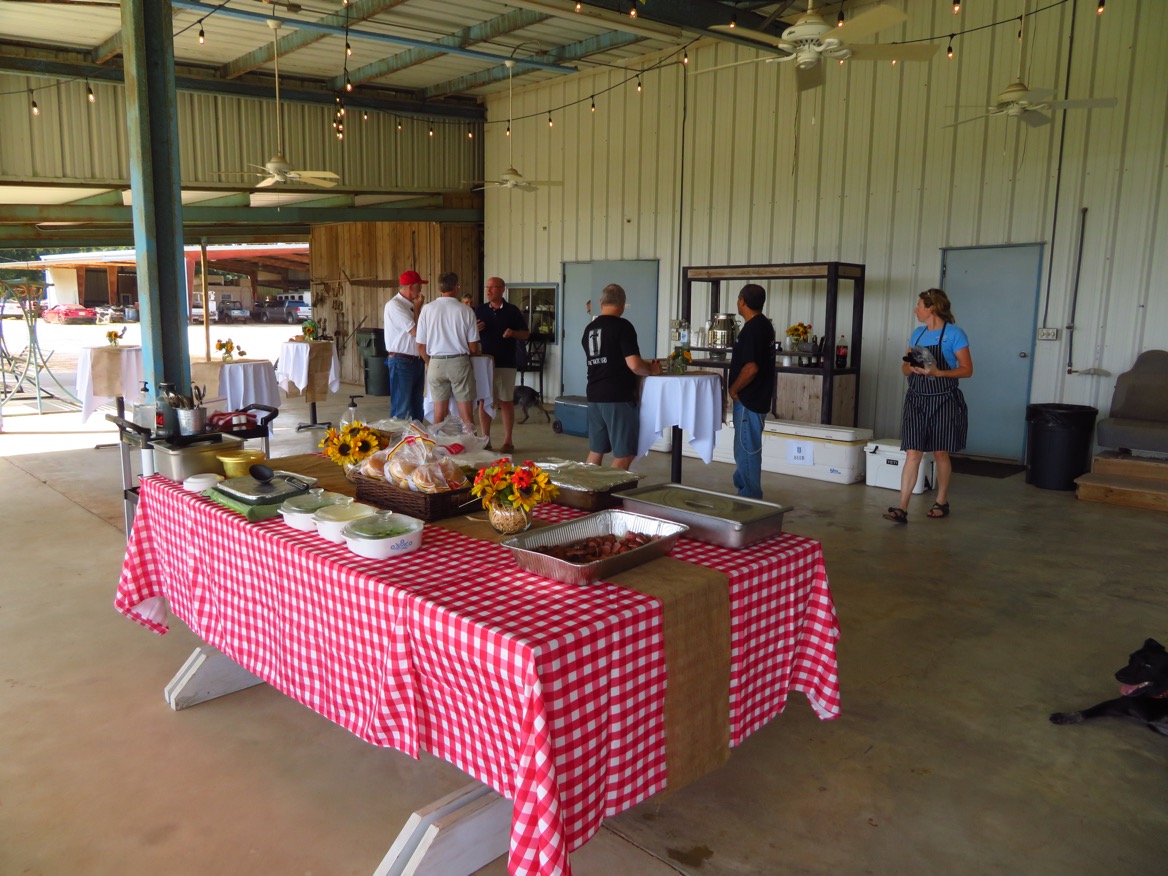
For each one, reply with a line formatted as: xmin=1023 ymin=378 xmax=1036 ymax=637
xmin=502 ymin=509 xmax=688 ymax=586
xmin=619 ymin=483 xmax=790 ymax=549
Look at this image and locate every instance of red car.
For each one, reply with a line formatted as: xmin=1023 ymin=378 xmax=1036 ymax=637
xmin=41 ymin=304 xmax=98 ymax=325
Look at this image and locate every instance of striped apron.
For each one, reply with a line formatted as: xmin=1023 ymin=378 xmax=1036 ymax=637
xmin=901 ymin=323 xmax=968 ymax=453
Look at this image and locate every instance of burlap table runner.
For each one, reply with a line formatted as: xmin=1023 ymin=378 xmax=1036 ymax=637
xmin=437 ymin=512 xmax=732 ymax=793
xmin=90 ymin=346 xmax=131 ymax=398
xmin=281 ymin=341 xmax=334 ymax=403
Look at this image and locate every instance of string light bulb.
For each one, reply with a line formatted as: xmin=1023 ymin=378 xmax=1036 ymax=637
xmin=683 ymin=49 xmax=688 ymax=65
xmin=198 ymin=21 xmax=205 ymax=44
xmin=729 ymin=12 xmax=736 ymax=28
xmin=397 ymin=120 xmax=403 ymax=132
xmin=548 ymin=112 xmax=553 ymax=128
xmin=506 ymin=124 xmax=511 ymax=137
xmin=590 ymin=96 xmax=596 ymax=112
xmin=429 ymin=126 xmax=434 ymax=137
xmin=1096 ymin=0 xmax=1105 ymax=12
xmin=947 ymin=35 xmax=955 ymax=58
xmin=467 ymin=125 xmax=474 ymax=139
xmin=953 ymin=1 xmax=961 ymax=13
xmin=636 ymin=75 xmax=642 ymax=93
xmin=346 ymin=40 xmax=352 ymax=57
xmin=575 ymin=2 xmax=582 ymax=10
xmin=838 ymin=9 xmax=845 ymax=27
xmin=30 ymin=91 xmax=39 ymax=116
xmin=362 ymin=110 xmax=368 ymax=121
xmin=629 ymin=1 xmax=637 ymax=18
xmin=86 ymin=80 xmax=95 ymax=103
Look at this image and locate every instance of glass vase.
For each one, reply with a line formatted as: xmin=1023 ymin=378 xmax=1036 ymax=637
xmin=486 ymin=500 xmax=531 ymax=535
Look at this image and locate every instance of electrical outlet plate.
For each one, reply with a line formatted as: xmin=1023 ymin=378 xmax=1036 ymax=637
xmin=1037 ymin=328 xmax=1059 ymax=341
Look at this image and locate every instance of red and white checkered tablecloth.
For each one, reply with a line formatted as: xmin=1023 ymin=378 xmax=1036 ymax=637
xmin=116 ymin=477 xmax=840 ymax=876
xmin=533 ymin=503 xmax=842 ymax=743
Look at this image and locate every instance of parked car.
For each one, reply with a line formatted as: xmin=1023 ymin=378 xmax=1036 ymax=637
xmin=42 ymin=303 xmax=97 ymax=324
xmin=286 ymin=301 xmax=312 ymax=323
xmin=190 ymin=301 xmax=217 ymax=323
xmin=250 ymin=299 xmax=289 ymax=323
xmin=1 ymin=299 xmax=37 ymax=320
xmin=217 ymin=299 xmax=249 ymax=323
xmin=95 ymin=305 xmax=126 ymax=324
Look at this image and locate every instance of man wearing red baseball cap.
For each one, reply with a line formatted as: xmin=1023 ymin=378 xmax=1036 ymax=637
xmin=383 ymin=269 xmax=429 ymax=421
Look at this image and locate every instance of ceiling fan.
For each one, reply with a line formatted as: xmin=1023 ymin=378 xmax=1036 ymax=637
xmin=465 ymin=60 xmax=562 ymax=192
xmin=706 ymin=1 xmax=939 ymax=91
xmin=944 ymin=6 xmax=1116 ymax=129
xmin=223 ymin=19 xmax=340 ymax=188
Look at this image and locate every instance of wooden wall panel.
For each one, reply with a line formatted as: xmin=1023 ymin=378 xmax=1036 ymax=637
xmin=310 ymin=222 xmax=483 ymax=384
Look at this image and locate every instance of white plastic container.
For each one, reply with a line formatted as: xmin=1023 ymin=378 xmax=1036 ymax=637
xmin=865 ymin=439 xmax=934 ymax=494
xmin=313 ymin=500 xmax=377 ymax=543
xmin=759 ymin=420 xmax=873 ymax=484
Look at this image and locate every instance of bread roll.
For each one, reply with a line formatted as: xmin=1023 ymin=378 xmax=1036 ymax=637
xmin=411 ymin=464 xmax=444 ymax=494
xmin=363 ymin=449 xmax=389 ymax=478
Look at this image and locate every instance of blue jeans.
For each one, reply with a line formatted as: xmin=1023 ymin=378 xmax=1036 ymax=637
xmin=732 ymin=401 xmax=765 ymax=499
xmin=386 ymin=356 xmax=424 ymax=422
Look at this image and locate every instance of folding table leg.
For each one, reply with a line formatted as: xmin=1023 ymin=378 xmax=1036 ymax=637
xmin=163 ymin=646 xmax=264 ymax=711
xmin=373 ymin=782 xmax=511 ymax=876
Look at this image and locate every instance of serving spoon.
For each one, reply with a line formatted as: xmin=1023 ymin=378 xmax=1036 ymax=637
xmin=249 ymin=463 xmax=311 ymax=492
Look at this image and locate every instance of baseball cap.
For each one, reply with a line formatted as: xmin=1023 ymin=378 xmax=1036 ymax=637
xmin=399 ymin=270 xmax=428 ymax=286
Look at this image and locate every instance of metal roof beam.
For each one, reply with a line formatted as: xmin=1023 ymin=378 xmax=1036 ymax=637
xmin=170 ymin=0 xmax=576 ymax=75
xmin=0 ymin=51 xmax=484 ymax=120
xmin=422 ymin=30 xmax=642 ymax=100
xmin=336 ymin=8 xmax=551 ymax=91
xmin=0 ymin=226 xmax=311 ymax=249
xmin=0 ymin=204 xmax=483 ymax=224
xmin=219 ymin=0 xmax=409 ymax=80
xmin=503 ymin=1 xmax=682 ymax=39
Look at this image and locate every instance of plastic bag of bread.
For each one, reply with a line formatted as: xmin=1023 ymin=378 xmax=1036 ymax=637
xmin=427 ymin=415 xmax=488 ymax=456
xmin=384 ymin=435 xmax=436 ymax=489
xmin=361 ymin=448 xmax=391 ymax=479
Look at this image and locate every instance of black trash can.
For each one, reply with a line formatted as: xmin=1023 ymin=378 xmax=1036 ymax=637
xmin=1025 ymin=403 xmax=1098 ymax=490
xmin=356 ymin=328 xmax=390 ymax=396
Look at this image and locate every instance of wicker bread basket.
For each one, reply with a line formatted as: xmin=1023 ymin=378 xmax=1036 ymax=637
xmin=350 ymin=471 xmax=475 ymax=521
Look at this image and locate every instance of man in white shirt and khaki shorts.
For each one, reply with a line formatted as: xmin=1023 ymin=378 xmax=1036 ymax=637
xmin=415 ymin=271 xmax=481 ymax=426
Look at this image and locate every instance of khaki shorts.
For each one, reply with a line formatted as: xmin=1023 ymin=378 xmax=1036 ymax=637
xmin=428 ymin=356 xmax=475 ymax=402
xmin=491 ymin=366 xmax=517 ymax=403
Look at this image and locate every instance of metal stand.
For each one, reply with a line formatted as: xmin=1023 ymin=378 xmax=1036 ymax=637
xmin=670 ymin=425 xmax=684 ymax=484
xmin=106 ymin=409 xmax=152 ymax=536
xmin=296 ymin=401 xmax=331 ymax=432
xmin=0 ymin=305 xmax=81 ymax=415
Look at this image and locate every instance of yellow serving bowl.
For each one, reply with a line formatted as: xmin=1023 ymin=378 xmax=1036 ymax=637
xmin=216 ymin=448 xmax=266 ymax=478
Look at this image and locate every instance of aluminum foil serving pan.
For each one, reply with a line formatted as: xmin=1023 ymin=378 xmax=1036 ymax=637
xmin=620 ymin=483 xmax=790 ymax=549
xmin=502 ymin=509 xmax=688 ymax=586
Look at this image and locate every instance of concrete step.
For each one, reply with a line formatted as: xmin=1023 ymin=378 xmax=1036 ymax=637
xmin=1075 ymin=471 xmax=1168 ymax=512
xmin=1091 ymin=451 xmax=1168 ymax=482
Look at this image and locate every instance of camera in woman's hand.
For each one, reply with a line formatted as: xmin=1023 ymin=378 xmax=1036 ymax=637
xmin=902 ymin=346 xmax=936 ymax=369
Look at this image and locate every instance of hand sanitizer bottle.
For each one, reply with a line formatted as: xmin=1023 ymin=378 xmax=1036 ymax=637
xmin=340 ymin=394 xmax=364 ymax=429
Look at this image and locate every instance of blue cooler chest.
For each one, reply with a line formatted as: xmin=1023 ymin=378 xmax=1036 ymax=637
xmin=552 ymin=396 xmax=589 ymax=437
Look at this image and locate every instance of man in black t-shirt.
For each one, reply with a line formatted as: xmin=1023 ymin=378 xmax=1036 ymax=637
xmin=581 ymin=283 xmax=662 ymax=470
xmin=728 ymin=283 xmax=776 ymax=498
xmin=474 ymin=277 xmax=529 ymax=452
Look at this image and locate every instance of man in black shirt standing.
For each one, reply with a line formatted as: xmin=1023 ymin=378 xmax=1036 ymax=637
xmin=582 ymin=283 xmax=662 ymax=470
xmin=474 ymin=277 xmax=529 ymax=452
xmin=727 ymin=283 xmax=776 ymax=498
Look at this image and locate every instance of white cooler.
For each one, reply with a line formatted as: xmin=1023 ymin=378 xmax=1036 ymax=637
xmin=865 ymin=439 xmax=934 ymax=494
xmin=759 ymin=420 xmax=873 ymax=484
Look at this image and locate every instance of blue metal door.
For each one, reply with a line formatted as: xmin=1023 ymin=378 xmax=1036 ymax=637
xmin=940 ymin=244 xmax=1043 ymax=460
xmin=561 ymin=260 xmax=659 ymax=397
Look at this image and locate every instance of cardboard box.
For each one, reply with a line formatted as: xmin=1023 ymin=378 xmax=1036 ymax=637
xmin=865 ymin=439 xmax=934 ymax=493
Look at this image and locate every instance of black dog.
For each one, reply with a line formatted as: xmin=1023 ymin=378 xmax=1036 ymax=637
xmin=513 ymin=384 xmax=550 ymax=424
xmin=1050 ymin=638 xmax=1168 ymax=735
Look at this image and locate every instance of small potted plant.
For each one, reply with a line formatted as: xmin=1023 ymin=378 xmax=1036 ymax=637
xmin=470 ymin=458 xmax=559 ymax=534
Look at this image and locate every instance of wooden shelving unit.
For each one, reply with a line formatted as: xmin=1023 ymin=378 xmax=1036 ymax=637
xmin=681 ymin=261 xmax=865 ymax=426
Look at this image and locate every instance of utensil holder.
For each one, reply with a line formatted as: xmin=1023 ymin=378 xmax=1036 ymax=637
xmin=177 ymin=406 xmax=208 ymax=436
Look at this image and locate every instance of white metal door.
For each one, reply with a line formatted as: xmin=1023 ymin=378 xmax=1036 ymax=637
xmin=940 ymin=244 xmax=1043 ymax=461
xmin=561 ymin=260 xmax=659 ymax=397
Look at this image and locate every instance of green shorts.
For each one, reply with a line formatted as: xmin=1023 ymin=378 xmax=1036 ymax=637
xmin=587 ymin=401 xmax=639 ymax=458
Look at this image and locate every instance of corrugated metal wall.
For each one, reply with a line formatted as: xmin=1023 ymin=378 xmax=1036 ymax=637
xmin=0 ymin=79 xmax=482 ymax=191
xmin=485 ymin=0 xmax=1168 ymax=441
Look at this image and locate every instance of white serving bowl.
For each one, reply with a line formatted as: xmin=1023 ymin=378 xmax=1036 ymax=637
xmin=341 ymin=511 xmax=425 ymax=560
xmin=182 ymin=472 xmax=223 ymax=493
xmin=278 ymin=489 xmax=350 ymax=532
xmin=313 ymin=500 xmax=377 ymax=543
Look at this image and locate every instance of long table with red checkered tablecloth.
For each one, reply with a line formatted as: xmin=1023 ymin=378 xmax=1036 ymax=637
xmin=116 ymin=476 xmax=840 ymax=876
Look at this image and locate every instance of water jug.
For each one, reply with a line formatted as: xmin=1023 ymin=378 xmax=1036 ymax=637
xmin=707 ymin=313 xmax=740 ymax=359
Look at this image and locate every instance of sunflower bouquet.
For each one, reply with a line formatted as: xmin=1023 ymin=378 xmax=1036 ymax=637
xmin=319 ymin=421 xmax=382 ymax=468
xmin=215 ymin=338 xmax=246 ymax=362
xmin=302 ymin=319 xmax=319 ymax=341
xmin=785 ymin=321 xmax=812 ymax=342
xmin=106 ymin=326 xmax=127 ymax=347
xmin=667 ymin=346 xmax=693 ymax=374
xmin=471 ymin=459 xmax=558 ymax=513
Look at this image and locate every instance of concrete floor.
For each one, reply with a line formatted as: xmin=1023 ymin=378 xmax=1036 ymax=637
xmin=2 ymin=384 xmax=1166 ymax=876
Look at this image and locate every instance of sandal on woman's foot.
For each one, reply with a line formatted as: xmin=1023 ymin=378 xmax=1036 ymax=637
xmin=927 ymin=502 xmax=950 ymax=519
xmin=883 ymin=507 xmax=908 ymax=524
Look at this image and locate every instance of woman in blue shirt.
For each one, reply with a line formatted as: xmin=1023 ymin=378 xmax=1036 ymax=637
xmin=883 ymin=288 xmax=974 ymax=523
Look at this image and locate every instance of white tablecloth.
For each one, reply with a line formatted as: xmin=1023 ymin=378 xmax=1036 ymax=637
xmin=423 ymin=355 xmax=495 ymax=422
xmin=636 ymin=373 xmax=723 ymax=462
xmin=219 ymin=360 xmax=282 ymax=410
xmin=75 ymin=345 xmax=143 ymax=422
xmin=275 ymin=341 xmax=340 ymax=401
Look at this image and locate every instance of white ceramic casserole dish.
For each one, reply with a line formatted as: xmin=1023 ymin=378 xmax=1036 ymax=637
xmin=341 ymin=511 xmax=425 ymax=559
xmin=313 ymin=500 xmax=377 ymax=543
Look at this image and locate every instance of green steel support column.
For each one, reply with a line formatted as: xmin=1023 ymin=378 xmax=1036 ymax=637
xmin=121 ymin=0 xmax=189 ymax=429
